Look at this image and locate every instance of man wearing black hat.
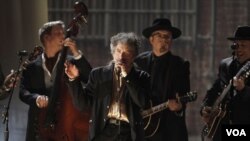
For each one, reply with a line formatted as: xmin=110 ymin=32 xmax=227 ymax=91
xmin=200 ymin=26 xmax=250 ymax=141
xmin=134 ymin=18 xmax=190 ymax=141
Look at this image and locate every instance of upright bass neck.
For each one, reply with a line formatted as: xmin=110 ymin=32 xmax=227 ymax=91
xmin=44 ymin=1 xmax=88 ymax=128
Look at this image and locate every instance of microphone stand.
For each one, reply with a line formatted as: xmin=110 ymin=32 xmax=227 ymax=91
xmin=2 ymin=55 xmax=25 ymax=141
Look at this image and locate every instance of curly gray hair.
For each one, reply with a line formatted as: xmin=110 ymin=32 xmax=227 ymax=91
xmin=110 ymin=32 xmax=140 ymax=56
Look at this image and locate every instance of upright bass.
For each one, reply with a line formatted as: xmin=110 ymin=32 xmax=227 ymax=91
xmin=37 ymin=1 xmax=90 ymax=141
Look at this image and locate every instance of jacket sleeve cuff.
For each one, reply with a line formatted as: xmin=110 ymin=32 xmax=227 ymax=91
xmin=73 ymin=50 xmax=83 ymax=60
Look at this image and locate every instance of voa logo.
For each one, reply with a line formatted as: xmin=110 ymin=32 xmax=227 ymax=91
xmin=226 ymin=129 xmax=246 ymax=136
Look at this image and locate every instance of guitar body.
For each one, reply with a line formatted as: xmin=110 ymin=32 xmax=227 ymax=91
xmin=143 ymin=100 xmax=161 ymax=138
xmin=202 ymin=105 xmax=227 ymax=139
xmin=142 ymin=91 xmax=197 ymax=138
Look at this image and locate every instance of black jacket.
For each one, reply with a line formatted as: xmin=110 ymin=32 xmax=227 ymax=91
xmin=69 ymin=63 xmax=151 ymax=141
xmin=19 ymin=54 xmax=92 ymax=141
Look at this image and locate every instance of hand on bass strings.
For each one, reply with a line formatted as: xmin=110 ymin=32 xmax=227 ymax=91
xmin=64 ymin=60 xmax=79 ymax=80
xmin=63 ymin=38 xmax=81 ymax=57
xmin=36 ymin=95 xmax=49 ymax=108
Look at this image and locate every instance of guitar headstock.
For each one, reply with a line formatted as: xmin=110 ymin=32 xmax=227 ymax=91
xmin=28 ymin=45 xmax=43 ymax=61
xmin=179 ymin=91 xmax=198 ymax=103
xmin=20 ymin=46 xmax=43 ymax=70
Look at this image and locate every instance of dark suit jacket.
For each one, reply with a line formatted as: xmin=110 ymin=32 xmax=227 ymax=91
xmin=19 ymin=54 xmax=92 ymax=141
xmin=134 ymin=51 xmax=190 ymax=141
xmin=69 ymin=63 xmax=151 ymax=141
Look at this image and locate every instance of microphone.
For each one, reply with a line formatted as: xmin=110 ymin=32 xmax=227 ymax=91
xmin=17 ymin=50 xmax=28 ymax=56
xmin=231 ymin=43 xmax=238 ymax=56
xmin=115 ymin=66 xmax=121 ymax=75
xmin=231 ymin=43 xmax=238 ymax=50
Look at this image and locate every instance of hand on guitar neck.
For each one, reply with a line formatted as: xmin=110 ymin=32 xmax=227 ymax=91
xmin=168 ymin=93 xmax=183 ymax=112
xmin=142 ymin=91 xmax=197 ymax=118
xmin=142 ymin=91 xmax=197 ymax=138
xmin=232 ymin=76 xmax=245 ymax=91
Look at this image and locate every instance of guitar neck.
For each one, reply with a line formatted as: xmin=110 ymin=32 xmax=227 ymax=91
xmin=141 ymin=91 xmax=197 ymax=118
xmin=213 ymin=61 xmax=250 ymax=108
xmin=141 ymin=101 xmax=169 ymax=118
xmin=212 ymin=82 xmax=232 ymax=110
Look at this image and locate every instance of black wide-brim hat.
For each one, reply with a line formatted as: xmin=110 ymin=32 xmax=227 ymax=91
xmin=142 ymin=18 xmax=181 ymax=39
xmin=227 ymin=26 xmax=250 ymax=40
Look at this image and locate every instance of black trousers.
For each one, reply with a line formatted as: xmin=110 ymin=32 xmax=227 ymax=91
xmin=93 ymin=120 xmax=132 ymax=141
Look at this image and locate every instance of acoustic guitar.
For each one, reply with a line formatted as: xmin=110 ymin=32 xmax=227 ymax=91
xmin=0 ymin=45 xmax=43 ymax=98
xmin=202 ymin=61 xmax=250 ymax=139
xmin=142 ymin=91 xmax=197 ymax=138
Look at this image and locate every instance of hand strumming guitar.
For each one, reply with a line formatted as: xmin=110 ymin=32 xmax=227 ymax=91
xmin=201 ymin=106 xmax=212 ymax=123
